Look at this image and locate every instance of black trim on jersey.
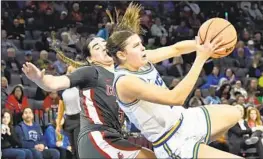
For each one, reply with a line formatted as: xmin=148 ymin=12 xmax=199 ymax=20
xmin=67 ymin=66 xmax=99 ymax=89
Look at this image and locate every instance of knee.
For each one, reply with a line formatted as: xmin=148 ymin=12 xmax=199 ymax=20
xmin=222 ymin=104 xmax=243 ymax=122
xmin=18 ymin=151 xmax=26 ymax=159
xmin=30 ymin=149 xmax=43 ymax=159
xmin=24 ymin=149 xmax=33 ymax=159
xmin=50 ymin=149 xmax=60 ymax=159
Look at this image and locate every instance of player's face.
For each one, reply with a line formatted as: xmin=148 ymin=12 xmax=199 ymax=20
xmin=88 ymin=37 xmax=113 ymax=66
xmin=121 ymin=34 xmax=146 ymax=70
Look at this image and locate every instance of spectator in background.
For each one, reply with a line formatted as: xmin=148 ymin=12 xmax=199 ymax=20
xmin=248 ymin=52 xmax=263 ymax=78
xmin=247 ymin=78 xmax=260 ymax=96
xmin=1 ymin=29 xmax=18 ymax=52
xmin=36 ymin=50 xmax=52 ymax=70
xmin=246 ymin=94 xmax=261 ymax=108
xmin=1 ymin=60 xmax=11 ymax=84
xmin=53 ymin=2 xmax=68 ymax=15
xmin=216 ymin=83 xmax=232 ymax=100
xmin=42 ymin=8 xmax=56 ymax=31
xmin=201 ymin=66 xmax=221 ymax=89
xmin=234 ymin=47 xmax=252 ymax=68
xmin=188 ymin=88 xmax=205 ymax=107
xmin=240 ymin=30 xmax=251 ymax=44
xmin=247 ymin=40 xmax=257 ymax=55
xmin=8 ymin=19 xmax=25 ymax=49
xmin=150 ymin=17 xmax=168 ymax=37
xmin=231 ymin=80 xmax=248 ymax=99
xmin=236 ymin=95 xmax=246 ymax=106
xmin=24 ymin=51 xmax=34 ymax=64
xmin=70 ymin=3 xmax=83 ymax=22
xmin=96 ymin=22 xmax=113 ymax=40
xmin=43 ymin=91 xmax=60 ymax=116
xmin=53 ymin=54 xmax=67 ymax=75
xmin=233 ymin=40 xmax=252 ymax=58
xmin=46 ymin=65 xmax=58 ymax=76
xmin=222 ymin=68 xmax=236 ymax=84
xmin=228 ymin=106 xmax=263 ymax=158
xmin=5 ymin=85 xmax=29 ymax=124
xmin=60 ymin=32 xmax=76 ymax=53
xmin=15 ymin=108 xmax=60 ymax=159
xmin=69 ymin=25 xmax=80 ymax=43
xmin=38 ymin=1 xmax=53 ymax=13
xmin=2 ymin=11 xmax=13 ymax=30
xmin=204 ymin=86 xmax=221 ymax=105
xmin=6 ymin=47 xmax=22 ymax=74
xmin=56 ymin=11 xmax=69 ymax=30
xmin=1 ymin=77 xmax=9 ymax=109
xmin=188 ymin=13 xmax=201 ymax=32
xmin=246 ymin=107 xmax=263 ymax=128
xmin=249 ymin=3 xmax=263 ymax=20
xmin=1 ymin=109 xmax=33 ymax=159
xmin=254 ymin=32 xmax=263 ymax=51
xmin=75 ymin=35 xmax=86 ymax=53
xmin=44 ymin=117 xmax=72 ymax=159
xmin=174 ymin=20 xmax=190 ymax=40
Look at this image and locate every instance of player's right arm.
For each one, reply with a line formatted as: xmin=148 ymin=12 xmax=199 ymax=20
xmin=116 ymin=37 xmax=225 ymax=106
xmin=22 ymin=63 xmax=98 ymax=91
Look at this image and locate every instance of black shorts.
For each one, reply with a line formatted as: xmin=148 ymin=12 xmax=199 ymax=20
xmin=78 ymin=128 xmax=141 ymax=158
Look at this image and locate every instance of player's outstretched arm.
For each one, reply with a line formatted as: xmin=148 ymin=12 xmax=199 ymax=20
xmin=116 ymin=37 xmax=225 ymax=106
xmin=22 ymin=63 xmax=98 ymax=92
xmin=145 ymin=40 xmax=196 ymax=64
xmin=22 ymin=62 xmax=70 ymax=91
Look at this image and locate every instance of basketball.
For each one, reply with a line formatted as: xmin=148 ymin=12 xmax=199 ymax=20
xmin=198 ymin=18 xmax=237 ymax=58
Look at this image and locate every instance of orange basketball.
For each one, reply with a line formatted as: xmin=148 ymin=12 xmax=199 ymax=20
xmin=198 ymin=18 xmax=237 ymax=58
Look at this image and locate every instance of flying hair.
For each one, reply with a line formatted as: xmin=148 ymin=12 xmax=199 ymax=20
xmin=54 ymin=48 xmax=86 ymax=68
xmin=106 ymin=2 xmax=143 ymax=34
xmin=50 ymin=31 xmax=87 ymax=68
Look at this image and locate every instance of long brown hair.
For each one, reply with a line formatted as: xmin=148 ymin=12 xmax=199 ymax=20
xmin=246 ymin=107 xmax=263 ymax=126
xmin=107 ymin=3 xmax=143 ymax=64
xmin=1 ymin=109 xmax=14 ymax=129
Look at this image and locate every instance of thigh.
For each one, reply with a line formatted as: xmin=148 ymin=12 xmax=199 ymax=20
xmin=42 ymin=149 xmax=60 ymax=159
xmin=197 ymin=143 xmax=243 ymax=159
xmin=30 ymin=149 xmax=44 ymax=159
xmin=21 ymin=149 xmax=33 ymax=159
xmin=78 ymin=130 xmax=141 ymax=159
xmin=56 ymin=148 xmax=68 ymax=159
xmin=2 ymin=148 xmax=26 ymax=159
xmin=204 ymin=105 xmax=242 ymax=140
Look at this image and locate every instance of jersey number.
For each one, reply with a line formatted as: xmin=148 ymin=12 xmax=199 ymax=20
xmin=155 ymin=74 xmax=163 ymax=86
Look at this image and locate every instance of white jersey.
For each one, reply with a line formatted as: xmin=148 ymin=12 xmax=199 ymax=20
xmin=113 ymin=62 xmax=185 ymax=142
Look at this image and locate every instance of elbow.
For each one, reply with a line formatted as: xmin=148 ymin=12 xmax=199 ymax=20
xmin=170 ymin=95 xmax=185 ymax=106
xmin=171 ymin=99 xmax=185 ymax=106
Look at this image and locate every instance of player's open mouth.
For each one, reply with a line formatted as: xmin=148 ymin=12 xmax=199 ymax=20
xmin=142 ymin=54 xmax=146 ymax=58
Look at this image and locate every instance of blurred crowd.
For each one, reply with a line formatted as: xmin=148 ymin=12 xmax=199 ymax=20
xmin=1 ymin=1 xmax=263 ymax=159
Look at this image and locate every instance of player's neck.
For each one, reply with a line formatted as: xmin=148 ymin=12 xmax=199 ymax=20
xmin=119 ymin=63 xmax=140 ymax=72
xmin=103 ymin=64 xmax=115 ymax=72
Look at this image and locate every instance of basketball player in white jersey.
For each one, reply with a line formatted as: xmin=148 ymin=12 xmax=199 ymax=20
xmin=107 ymin=4 xmax=244 ymax=159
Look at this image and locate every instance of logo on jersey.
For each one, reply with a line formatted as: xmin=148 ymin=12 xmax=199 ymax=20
xmin=106 ymin=85 xmax=115 ymax=96
xmin=117 ymin=152 xmax=124 ymax=159
xmin=147 ymin=73 xmax=164 ymax=86
xmin=28 ymin=130 xmax=38 ymax=141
